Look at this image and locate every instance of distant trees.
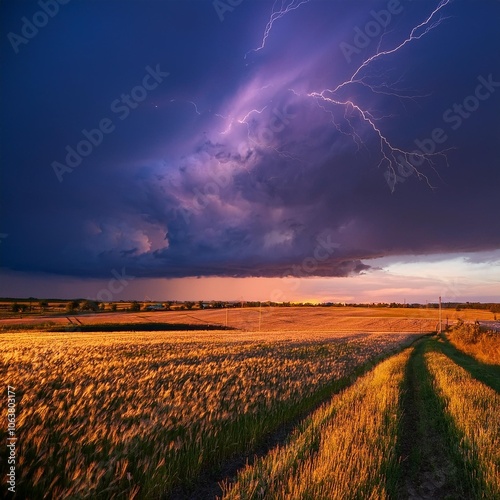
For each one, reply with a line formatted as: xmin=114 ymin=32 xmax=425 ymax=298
xmin=81 ymin=300 xmax=99 ymax=312
xmin=111 ymin=303 xmax=117 ymax=312
xmin=129 ymin=301 xmax=141 ymax=312
xmin=66 ymin=300 xmax=80 ymax=312
xmin=11 ymin=303 xmax=27 ymax=313
xmin=38 ymin=300 xmax=49 ymax=311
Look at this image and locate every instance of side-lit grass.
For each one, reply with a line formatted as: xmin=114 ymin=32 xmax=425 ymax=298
xmin=223 ymin=348 xmax=412 ymax=499
xmin=0 ymin=330 xmax=414 ymax=498
xmin=447 ymin=322 xmax=500 ymax=365
xmin=426 ymin=349 xmax=500 ymax=498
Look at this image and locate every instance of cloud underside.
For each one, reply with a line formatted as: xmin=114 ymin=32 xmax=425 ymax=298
xmin=3 ymin=1 xmax=500 ymax=280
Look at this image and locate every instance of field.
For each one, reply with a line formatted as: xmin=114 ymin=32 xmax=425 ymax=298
xmin=1 ymin=308 xmax=499 ymax=498
xmin=1 ymin=304 xmax=487 ymax=332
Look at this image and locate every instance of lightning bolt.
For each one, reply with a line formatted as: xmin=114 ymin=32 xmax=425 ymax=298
xmin=301 ymin=0 xmax=455 ymax=190
xmin=245 ymin=0 xmax=312 ymax=58
xmin=169 ymin=99 xmax=202 ymax=115
xmin=238 ymin=106 xmax=268 ymax=124
xmin=182 ymin=1 xmax=455 ymax=196
xmin=236 ymin=105 xmax=305 ymax=163
xmin=219 ymin=106 xmax=267 ymax=136
xmin=333 ymin=0 xmax=453 ymax=94
xmin=238 ymin=0 xmax=454 ymax=189
xmin=187 ymin=100 xmax=202 ymax=115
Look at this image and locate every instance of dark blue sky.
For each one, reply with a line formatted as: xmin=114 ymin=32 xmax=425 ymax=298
xmin=1 ymin=0 xmax=500 ymax=297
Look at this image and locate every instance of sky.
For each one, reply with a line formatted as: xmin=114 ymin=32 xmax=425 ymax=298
xmin=0 ymin=0 xmax=499 ymax=303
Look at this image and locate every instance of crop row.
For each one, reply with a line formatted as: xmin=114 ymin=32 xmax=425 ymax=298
xmin=0 ymin=330 xmax=415 ymax=498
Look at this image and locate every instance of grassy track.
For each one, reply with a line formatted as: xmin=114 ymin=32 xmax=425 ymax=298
xmin=222 ymin=348 xmax=412 ymax=499
xmin=397 ymin=340 xmax=476 ymax=499
xmin=223 ymin=336 xmax=500 ymax=499
xmin=0 ymin=331 xmax=415 ymax=499
xmin=426 ymin=345 xmax=500 ymax=498
xmin=438 ymin=335 xmax=500 ymax=393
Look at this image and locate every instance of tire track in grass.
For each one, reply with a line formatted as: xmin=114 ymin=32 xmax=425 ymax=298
xmin=221 ymin=348 xmax=413 ymax=499
xmin=437 ymin=334 xmax=500 ymax=393
xmin=397 ymin=338 xmax=475 ymax=499
xmin=426 ymin=343 xmax=500 ymax=498
xmin=172 ymin=350 xmax=398 ymax=499
xmin=183 ymin=336 xmax=429 ymax=499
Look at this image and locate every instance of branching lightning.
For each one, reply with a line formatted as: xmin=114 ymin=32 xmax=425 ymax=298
xmin=245 ymin=0 xmax=312 ymax=58
xmin=170 ymin=99 xmax=202 ymax=115
xmin=302 ymin=0 xmax=454 ymax=190
xmin=242 ymin=0 xmax=454 ymax=189
xmin=331 ymin=0 xmax=453 ymax=94
xmin=238 ymin=106 xmax=268 ymax=124
xmin=183 ymin=0 xmax=455 ymax=192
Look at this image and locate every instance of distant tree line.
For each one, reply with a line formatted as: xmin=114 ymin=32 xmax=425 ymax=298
xmin=9 ymin=298 xmax=500 ymax=314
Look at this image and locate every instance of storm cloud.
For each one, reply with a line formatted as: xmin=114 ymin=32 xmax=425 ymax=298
xmin=1 ymin=0 xmax=499 ymax=280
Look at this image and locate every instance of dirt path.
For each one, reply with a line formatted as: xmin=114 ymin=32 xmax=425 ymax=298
xmin=176 ymin=336 xmax=494 ymax=499
xmin=397 ymin=339 xmax=473 ymax=499
xmin=170 ymin=361 xmax=378 ymax=499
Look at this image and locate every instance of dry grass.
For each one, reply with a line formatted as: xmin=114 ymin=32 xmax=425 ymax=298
xmin=447 ymin=323 xmax=500 ymax=365
xmin=0 ymin=306 xmax=449 ymax=332
xmin=0 ymin=329 xmax=415 ymax=498
xmin=426 ymin=350 xmax=500 ymax=498
xmin=222 ymin=348 xmax=412 ymax=499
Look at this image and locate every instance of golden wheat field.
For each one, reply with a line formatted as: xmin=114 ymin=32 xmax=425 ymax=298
xmin=426 ymin=349 xmax=500 ymax=498
xmin=447 ymin=323 xmax=500 ymax=366
xmin=223 ymin=348 xmax=412 ymax=499
xmin=0 ymin=327 xmax=418 ymax=498
xmin=0 ymin=305 xmax=455 ymax=332
xmin=1 ymin=309 xmax=499 ymax=499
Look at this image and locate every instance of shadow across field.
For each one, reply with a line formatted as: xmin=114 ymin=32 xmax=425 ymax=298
xmin=396 ymin=338 xmax=477 ymax=499
xmin=438 ymin=335 xmax=500 ymax=394
xmin=48 ymin=322 xmax=236 ymax=332
xmin=179 ymin=335 xmax=429 ymax=500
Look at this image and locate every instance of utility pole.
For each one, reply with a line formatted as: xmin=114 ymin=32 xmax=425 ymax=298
xmin=439 ymin=296 xmax=442 ymax=334
xmin=259 ymin=302 xmax=262 ymax=332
